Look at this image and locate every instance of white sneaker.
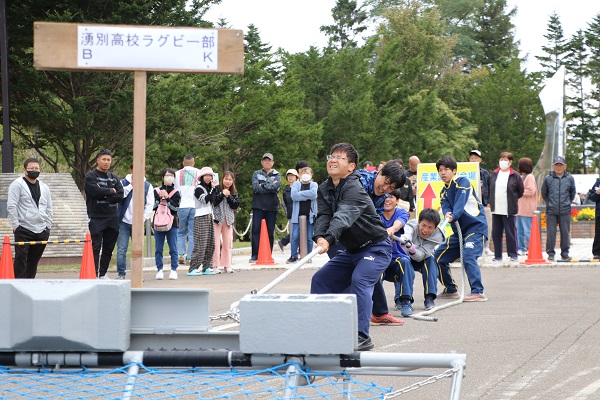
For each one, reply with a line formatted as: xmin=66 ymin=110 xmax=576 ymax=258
xmin=156 ymin=270 xmax=164 ymax=280
xmin=99 ymin=275 xmax=110 ymax=280
xmin=484 ymin=248 xmax=493 ymax=256
xmin=169 ymin=270 xmax=178 ymax=280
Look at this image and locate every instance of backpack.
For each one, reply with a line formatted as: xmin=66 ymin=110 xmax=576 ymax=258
xmin=153 ymin=188 xmax=178 ymax=232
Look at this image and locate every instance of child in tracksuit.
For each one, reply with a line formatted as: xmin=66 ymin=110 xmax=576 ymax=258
xmin=188 ymin=167 xmax=219 ymax=275
xmin=433 ymin=156 xmax=488 ymax=302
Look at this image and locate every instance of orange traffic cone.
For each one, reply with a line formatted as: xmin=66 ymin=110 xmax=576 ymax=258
xmin=79 ymin=233 xmax=97 ymax=279
xmin=521 ymin=215 xmax=550 ymax=265
xmin=0 ymin=235 xmax=15 ymax=279
xmin=253 ymin=219 xmax=276 ymax=265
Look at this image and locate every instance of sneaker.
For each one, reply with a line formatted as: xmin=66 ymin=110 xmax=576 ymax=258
xmin=212 ymin=267 xmax=222 ymax=274
xmin=189 ymin=264 xmax=202 ymax=273
xmin=492 ymin=258 xmax=502 ymax=262
xmin=509 ymin=257 xmax=518 ymax=262
xmin=169 ymin=270 xmax=178 ymax=280
xmin=115 ymin=275 xmax=125 ymax=280
xmin=99 ymin=275 xmax=110 ymax=280
xmin=155 ymin=270 xmax=164 ymax=280
xmin=464 ymin=293 xmax=488 ymax=302
xmin=370 ymin=313 xmax=404 ymax=326
xmin=424 ymin=295 xmax=435 ymax=311
xmin=548 ymin=255 xmax=555 ymax=261
xmin=202 ymin=268 xmax=216 ymax=275
xmin=286 ymin=257 xmax=298 ymax=264
xmin=484 ymin=248 xmax=494 ymax=256
xmin=561 ymin=256 xmax=572 ymax=261
xmin=399 ymin=299 xmax=413 ymax=317
xmin=357 ymin=332 xmax=374 ymax=351
xmin=277 ymin=240 xmax=285 ymax=252
xmin=249 ymin=257 xmax=257 ymax=263
xmin=178 ymin=254 xmax=186 ymax=265
xmin=439 ymin=289 xmax=460 ymax=299
xmin=224 ymin=268 xmax=234 ymax=273
xmin=187 ymin=268 xmax=203 ymax=276
xmin=517 ymin=250 xmax=527 ymax=256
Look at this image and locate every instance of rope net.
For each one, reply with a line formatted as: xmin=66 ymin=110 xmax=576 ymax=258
xmin=0 ymin=362 xmax=392 ymax=399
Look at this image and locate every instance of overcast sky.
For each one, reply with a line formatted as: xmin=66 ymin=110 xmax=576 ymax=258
xmin=204 ymin=0 xmax=600 ymax=72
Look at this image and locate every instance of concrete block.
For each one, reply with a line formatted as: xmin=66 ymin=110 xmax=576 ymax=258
xmin=0 ymin=280 xmax=130 ymax=352
xmin=239 ymin=294 xmax=357 ymax=355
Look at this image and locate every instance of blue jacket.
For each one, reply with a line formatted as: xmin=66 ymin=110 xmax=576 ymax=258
xmin=440 ymin=176 xmax=488 ymax=238
xmin=357 ymin=169 xmax=387 ymax=215
xmin=291 ymin=181 xmax=318 ymax=224
xmin=587 ymin=177 xmax=600 ymax=216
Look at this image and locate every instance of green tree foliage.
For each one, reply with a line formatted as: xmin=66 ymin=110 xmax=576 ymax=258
xmin=564 ymin=30 xmax=595 ymax=173
xmin=536 ymin=12 xmax=567 ymax=80
xmin=320 ymin=0 xmax=369 ymax=49
xmin=466 ymin=60 xmax=545 ymax=162
xmin=470 ymin=0 xmax=518 ymax=67
xmin=585 ymin=13 xmax=600 ymax=164
xmin=4 ymin=0 xmax=218 ymax=189
xmin=372 ymin=3 xmax=478 ymax=162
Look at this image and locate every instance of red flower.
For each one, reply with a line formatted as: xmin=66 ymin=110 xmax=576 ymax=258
xmin=571 ymin=209 xmax=580 ymax=217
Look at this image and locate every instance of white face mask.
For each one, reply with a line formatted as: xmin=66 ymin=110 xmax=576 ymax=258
xmin=301 ymin=174 xmax=311 ymax=182
xmin=499 ymin=160 xmax=509 ymax=170
xmin=164 ymin=176 xmax=175 ymax=185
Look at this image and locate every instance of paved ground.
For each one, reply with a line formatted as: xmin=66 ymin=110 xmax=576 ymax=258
xmin=36 ymin=238 xmax=600 ymax=399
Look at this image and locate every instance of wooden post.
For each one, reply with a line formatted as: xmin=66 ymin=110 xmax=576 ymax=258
xmin=131 ymin=71 xmax=147 ymax=288
xmin=33 ymin=22 xmax=244 ymax=286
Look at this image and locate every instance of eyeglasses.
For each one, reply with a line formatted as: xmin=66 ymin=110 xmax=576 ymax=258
xmin=326 ymin=155 xmax=347 ymax=161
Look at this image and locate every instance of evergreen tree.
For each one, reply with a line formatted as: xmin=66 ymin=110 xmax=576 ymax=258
xmin=466 ymin=60 xmax=545 ymax=162
xmin=320 ymin=0 xmax=368 ymax=49
xmin=536 ymin=12 xmax=567 ymax=80
xmin=585 ymin=14 xmax=600 ymax=168
xmin=471 ymin=0 xmax=518 ymax=67
xmin=564 ymin=30 xmax=595 ymax=173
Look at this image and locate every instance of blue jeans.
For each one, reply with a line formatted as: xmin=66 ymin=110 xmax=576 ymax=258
xmin=176 ymin=208 xmax=195 ymax=259
xmin=434 ymin=232 xmax=485 ymax=295
xmin=311 ymin=239 xmax=391 ymax=336
xmin=516 ymin=216 xmax=532 ymax=253
xmin=155 ymin=227 xmax=179 ymax=271
xmin=290 ymin=221 xmax=314 ymax=258
xmin=116 ymin=221 xmax=132 ymax=276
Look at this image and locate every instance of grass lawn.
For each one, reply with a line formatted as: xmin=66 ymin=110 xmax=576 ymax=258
xmin=39 ymin=238 xmax=250 ymax=271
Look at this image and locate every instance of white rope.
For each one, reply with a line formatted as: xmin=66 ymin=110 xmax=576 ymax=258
xmin=275 ymin=221 xmax=289 ymax=233
xmin=233 ymin=213 xmax=253 ymax=238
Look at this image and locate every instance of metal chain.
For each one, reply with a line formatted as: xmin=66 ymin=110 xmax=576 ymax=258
xmin=384 ymin=365 xmax=462 ymax=398
xmin=209 ymin=311 xmax=240 ymax=323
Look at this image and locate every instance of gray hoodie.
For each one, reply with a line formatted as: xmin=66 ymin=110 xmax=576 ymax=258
xmin=401 ymin=219 xmax=445 ymax=262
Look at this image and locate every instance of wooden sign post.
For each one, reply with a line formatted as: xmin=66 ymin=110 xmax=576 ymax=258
xmin=33 ymin=22 xmax=244 ymax=288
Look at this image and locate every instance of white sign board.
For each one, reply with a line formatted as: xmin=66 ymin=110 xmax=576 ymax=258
xmin=77 ymin=26 xmax=218 ymax=70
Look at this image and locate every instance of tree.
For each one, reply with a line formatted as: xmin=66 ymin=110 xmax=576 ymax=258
xmin=3 ymin=0 xmax=219 ymax=189
xmin=466 ymin=60 xmax=545 ymax=162
xmin=585 ymin=13 xmax=600 ymax=166
xmin=564 ymin=30 xmax=595 ymax=173
xmin=320 ymin=0 xmax=368 ymax=49
xmin=536 ymin=12 xmax=567 ymax=80
xmin=372 ymin=3 xmax=478 ymax=162
xmin=471 ymin=0 xmax=518 ymax=67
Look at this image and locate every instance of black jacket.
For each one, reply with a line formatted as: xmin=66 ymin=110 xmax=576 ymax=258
xmin=489 ymin=168 xmax=524 ymax=215
xmin=84 ymin=169 xmax=124 ymax=219
xmin=282 ymin=186 xmax=293 ymax=219
xmin=541 ymin=171 xmax=576 ymax=215
xmin=313 ymin=172 xmax=388 ymax=253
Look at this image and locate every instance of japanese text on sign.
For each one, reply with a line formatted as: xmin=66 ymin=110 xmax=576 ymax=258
xmin=77 ymin=26 xmax=218 ymax=70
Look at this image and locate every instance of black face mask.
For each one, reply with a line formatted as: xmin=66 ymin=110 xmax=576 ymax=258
xmin=26 ymin=171 xmax=40 ymax=180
